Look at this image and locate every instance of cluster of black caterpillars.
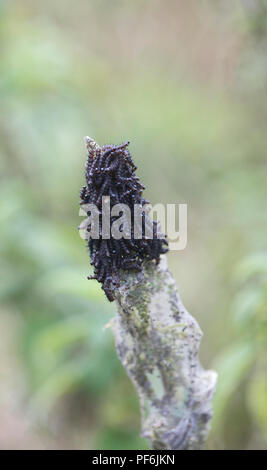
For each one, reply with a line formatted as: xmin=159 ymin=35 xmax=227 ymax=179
xmin=80 ymin=139 xmax=168 ymax=301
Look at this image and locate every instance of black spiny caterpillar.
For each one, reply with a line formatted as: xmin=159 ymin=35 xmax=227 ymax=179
xmin=80 ymin=138 xmax=168 ymax=301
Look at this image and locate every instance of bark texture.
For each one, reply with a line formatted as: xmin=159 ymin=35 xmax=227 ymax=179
xmin=110 ymin=255 xmax=217 ymax=450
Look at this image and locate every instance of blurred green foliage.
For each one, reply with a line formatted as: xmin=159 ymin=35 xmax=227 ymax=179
xmin=213 ymin=252 xmax=267 ymax=448
xmin=0 ymin=0 xmax=267 ymax=449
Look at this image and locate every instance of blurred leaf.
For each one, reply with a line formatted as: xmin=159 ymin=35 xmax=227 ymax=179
xmin=247 ymin=372 xmax=267 ymax=443
xmin=234 ymin=252 xmax=267 ymax=284
xmin=212 ymin=341 xmax=256 ymax=428
xmin=233 ymin=288 xmax=265 ymax=327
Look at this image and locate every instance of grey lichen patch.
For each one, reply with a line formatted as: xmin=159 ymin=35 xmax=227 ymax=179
xmin=146 ymin=368 xmax=165 ymax=401
xmin=110 ymin=255 xmax=217 ymax=450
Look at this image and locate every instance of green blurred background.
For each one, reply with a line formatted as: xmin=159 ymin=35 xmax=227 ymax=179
xmin=0 ymin=0 xmax=267 ymax=450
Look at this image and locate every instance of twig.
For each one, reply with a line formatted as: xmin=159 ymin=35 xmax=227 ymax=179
xmin=110 ymin=256 xmax=217 ymax=450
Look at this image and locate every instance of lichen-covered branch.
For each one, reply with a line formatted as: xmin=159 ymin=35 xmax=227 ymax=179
xmin=110 ymin=256 xmax=217 ymax=450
